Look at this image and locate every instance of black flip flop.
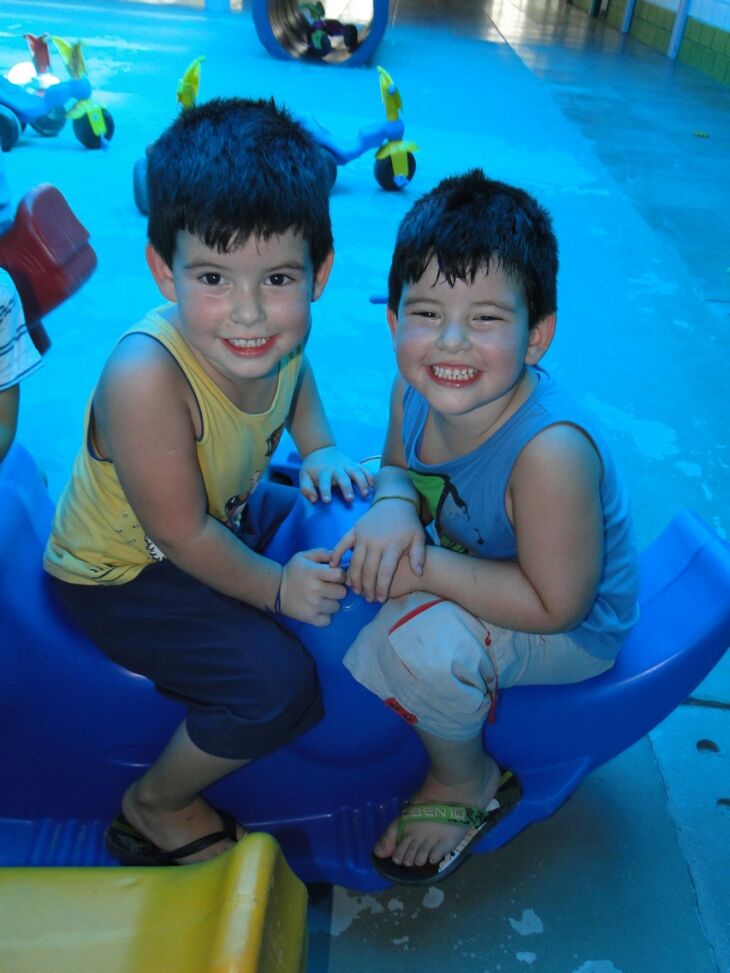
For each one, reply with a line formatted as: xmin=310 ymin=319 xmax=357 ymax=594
xmin=371 ymin=770 xmax=521 ymax=886
xmin=105 ymin=807 xmax=241 ymax=866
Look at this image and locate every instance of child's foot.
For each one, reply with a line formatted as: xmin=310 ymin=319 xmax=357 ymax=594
xmin=121 ymin=786 xmax=245 ymax=864
xmin=374 ymin=756 xmax=502 ymax=870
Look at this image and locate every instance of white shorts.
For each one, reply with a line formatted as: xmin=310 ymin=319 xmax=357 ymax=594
xmin=343 ymin=592 xmax=614 ymax=740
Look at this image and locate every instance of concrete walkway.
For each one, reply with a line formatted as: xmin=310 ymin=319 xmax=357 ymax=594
xmin=1 ymin=0 xmax=728 ymax=969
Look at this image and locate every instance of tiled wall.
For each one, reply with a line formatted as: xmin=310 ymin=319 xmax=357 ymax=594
xmin=605 ymin=0 xmax=629 ymax=28
xmin=678 ymin=15 xmax=730 ymax=81
xmin=598 ymin=0 xmax=730 ymax=83
xmin=629 ymin=0 xmax=676 ymax=52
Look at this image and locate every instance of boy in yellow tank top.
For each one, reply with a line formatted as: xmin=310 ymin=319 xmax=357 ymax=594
xmin=43 ymin=97 xmax=372 ymax=865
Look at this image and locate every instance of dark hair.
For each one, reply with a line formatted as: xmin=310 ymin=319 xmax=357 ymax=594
xmin=146 ymin=97 xmax=333 ymax=273
xmin=387 ymin=169 xmax=558 ymax=327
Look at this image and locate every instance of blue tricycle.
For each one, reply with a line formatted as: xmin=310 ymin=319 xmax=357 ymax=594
xmin=133 ymin=59 xmax=417 ymax=213
xmin=0 ymin=35 xmax=114 ymax=151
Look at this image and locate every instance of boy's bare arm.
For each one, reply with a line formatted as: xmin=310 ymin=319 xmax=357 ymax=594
xmin=390 ymin=424 xmax=604 ymax=634
xmin=287 ymin=356 xmax=373 ymax=502
xmin=94 ymin=338 xmax=345 ymax=626
xmin=331 ymin=376 xmax=426 ymax=599
xmin=0 ymin=384 xmax=19 ymax=464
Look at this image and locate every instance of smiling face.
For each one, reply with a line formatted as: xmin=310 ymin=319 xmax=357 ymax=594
xmin=388 ymin=258 xmax=555 ymax=429
xmin=147 ymin=229 xmax=333 ymax=399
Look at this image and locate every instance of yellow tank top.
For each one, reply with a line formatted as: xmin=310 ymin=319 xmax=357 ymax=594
xmin=44 ymin=307 xmax=302 ymax=585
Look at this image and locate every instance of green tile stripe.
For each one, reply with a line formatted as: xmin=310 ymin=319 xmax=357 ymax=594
xmin=605 ymin=0 xmax=627 ymax=31
xmin=678 ymin=17 xmax=730 ymax=84
xmin=629 ymin=1 xmax=675 ymax=53
xmin=600 ymin=0 xmax=730 ymax=85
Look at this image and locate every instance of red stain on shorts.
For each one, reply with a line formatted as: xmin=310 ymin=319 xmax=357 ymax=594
xmin=484 ymin=631 xmax=492 ymax=647
xmin=384 ymin=698 xmax=418 ymax=725
xmin=387 ymin=598 xmax=446 ymax=635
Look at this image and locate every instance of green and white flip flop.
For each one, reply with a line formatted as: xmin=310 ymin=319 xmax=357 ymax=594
xmin=371 ymin=770 xmax=522 ymax=886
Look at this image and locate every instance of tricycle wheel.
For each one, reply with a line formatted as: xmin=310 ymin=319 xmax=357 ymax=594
xmin=73 ymin=108 xmax=115 ymax=149
xmin=374 ymin=151 xmax=416 ymax=191
xmin=29 ymin=107 xmax=66 ymax=137
xmin=133 ymin=157 xmax=149 ymax=215
xmin=308 ymin=30 xmax=332 ymax=58
xmin=342 ymin=24 xmax=359 ymax=50
xmin=0 ymin=106 xmax=21 ymax=152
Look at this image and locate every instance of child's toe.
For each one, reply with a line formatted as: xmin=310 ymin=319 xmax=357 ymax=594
xmin=373 ymin=821 xmax=399 ymax=859
xmin=429 ymin=834 xmax=456 ymax=864
xmin=392 ymin=833 xmax=417 ymax=865
xmin=412 ymin=840 xmax=435 ymax=867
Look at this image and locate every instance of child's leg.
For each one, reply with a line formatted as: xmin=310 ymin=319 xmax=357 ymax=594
xmin=121 ymin=722 xmax=248 ymax=863
xmin=345 ymin=593 xmax=611 ymax=872
xmin=374 ymin=729 xmax=501 ymax=868
xmin=345 ymin=594 xmax=503 ymax=867
xmin=48 ymin=550 xmax=322 ymax=863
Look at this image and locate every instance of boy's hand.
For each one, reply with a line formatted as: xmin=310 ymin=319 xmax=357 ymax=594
xmin=280 ymin=548 xmax=348 ymax=627
xmin=330 ymin=498 xmax=425 ymax=603
xmin=299 ymin=446 xmax=373 ymax=504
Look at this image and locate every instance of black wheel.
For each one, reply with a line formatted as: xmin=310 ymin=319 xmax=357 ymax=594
xmin=319 ymin=149 xmax=338 ymax=192
xmin=308 ymin=29 xmax=332 ymax=57
xmin=133 ymin=156 xmax=149 ymax=215
xmin=0 ymin=106 xmax=21 ymax=152
xmin=374 ymin=151 xmax=416 ymax=191
xmin=29 ymin=106 xmax=66 ymax=137
xmin=342 ymin=24 xmax=359 ymax=50
xmin=72 ymin=107 xmax=115 ymax=149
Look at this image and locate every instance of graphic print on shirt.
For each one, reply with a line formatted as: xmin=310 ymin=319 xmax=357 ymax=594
xmin=407 ymin=470 xmax=470 ymax=553
xmin=145 ymin=535 xmax=166 ymax=562
xmin=224 ymin=422 xmax=286 ymax=531
xmin=265 ymin=421 xmax=286 ymax=457
xmin=225 ymin=469 xmax=264 ymax=532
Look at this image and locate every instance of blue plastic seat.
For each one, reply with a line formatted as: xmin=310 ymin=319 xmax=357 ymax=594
xmin=1 ymin=442 xmax=728 ymax=890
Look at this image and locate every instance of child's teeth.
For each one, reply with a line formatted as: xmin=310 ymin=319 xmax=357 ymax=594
xmin=228 ymin=337 xmax=268 ymax=347
xmin=433 ymin=365 xmax=477 ymax=380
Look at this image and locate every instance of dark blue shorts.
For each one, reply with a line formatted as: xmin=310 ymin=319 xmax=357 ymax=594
xmin=47 ymin=483 xmax=322 ymax=760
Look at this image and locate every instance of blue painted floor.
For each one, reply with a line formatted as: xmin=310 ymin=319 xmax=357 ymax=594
xmin=1 ymin=0 xmax=728 ymax=969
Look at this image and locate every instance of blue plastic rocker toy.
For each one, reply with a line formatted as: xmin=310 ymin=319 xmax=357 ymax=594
xmin=0 ymin=442 xmax=728 ymax=890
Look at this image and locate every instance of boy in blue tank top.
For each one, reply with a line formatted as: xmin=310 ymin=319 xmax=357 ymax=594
xmin=44 ymin=98 xmax=372 ymax=866
xmin=332 ymin=169 xmax=639 ymax=885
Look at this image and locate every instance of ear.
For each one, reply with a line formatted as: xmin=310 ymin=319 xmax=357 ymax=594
xmin=145 ymin=244 xmax=177 ymax=302
xmin=311 ymin=250 xmax=335 ymax=302
xmin=386 ymin=307 xmax=399 ymax=344
xmin=525 ymin=312 xmax=556 ymax=365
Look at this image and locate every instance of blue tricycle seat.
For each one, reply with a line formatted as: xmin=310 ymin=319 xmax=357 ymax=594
xmin=0 ymin=442 xmax=728 ymax=890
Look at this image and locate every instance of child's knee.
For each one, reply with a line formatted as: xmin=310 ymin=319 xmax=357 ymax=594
xmin=386 ymin=600 xmax=494 ymax=691
xmin=275 ymin=644 xmax=320 ymax=716
xmin=346 ymin=596 xmax=496 ymax=722
xmin=189 ymin=646 xmax=321 ymax=760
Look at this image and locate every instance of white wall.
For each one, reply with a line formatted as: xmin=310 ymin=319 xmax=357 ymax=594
xmin=688 ymin=0 xmax=730 ymax=28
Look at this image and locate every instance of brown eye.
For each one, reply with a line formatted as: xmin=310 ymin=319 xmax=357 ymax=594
xmin=267 ymin=273 xmax=292 ymax=286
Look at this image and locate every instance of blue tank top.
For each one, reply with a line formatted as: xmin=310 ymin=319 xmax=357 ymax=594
xmin=402 ymin=365 xmax=639 ymax=659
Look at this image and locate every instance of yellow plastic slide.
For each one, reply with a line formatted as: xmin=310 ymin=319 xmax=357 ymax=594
xmin=0 ymin=833 xmax=307 ymax=973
